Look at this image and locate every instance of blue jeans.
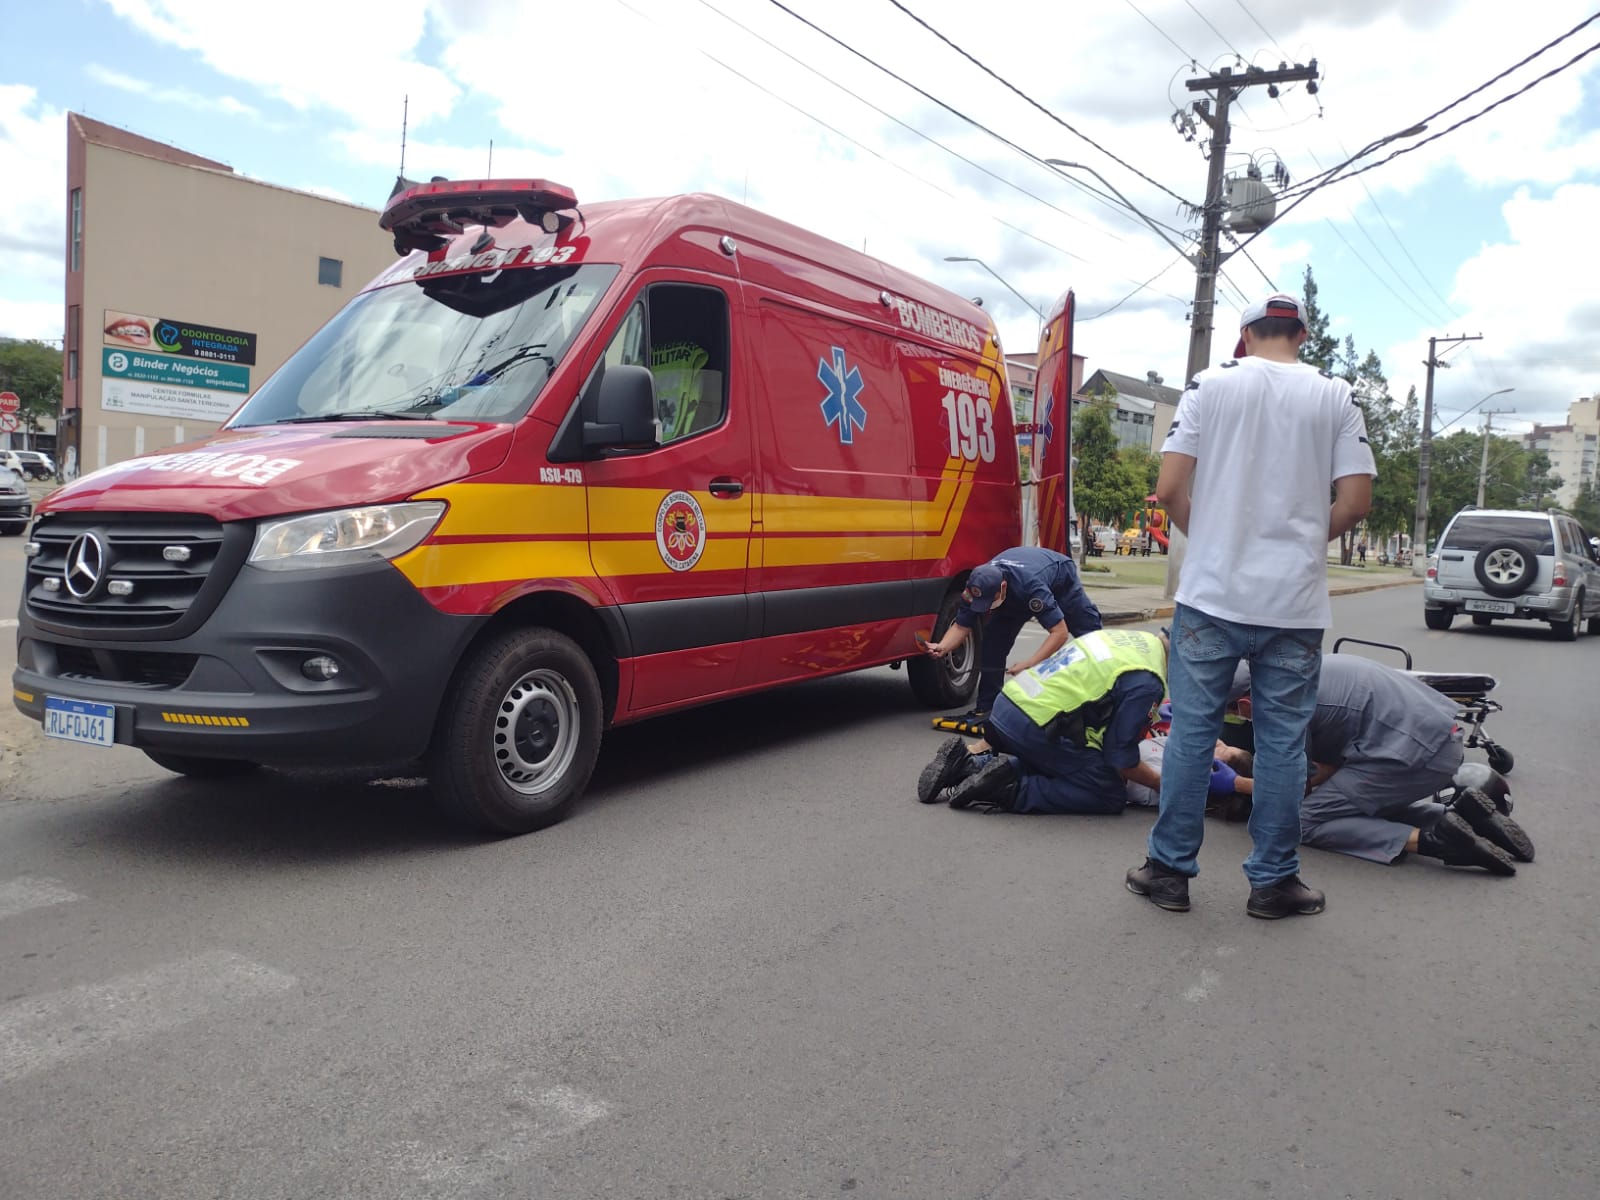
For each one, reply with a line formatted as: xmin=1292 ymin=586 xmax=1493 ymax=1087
xmin=1147 ymin=604 xmax=1322 ymax=888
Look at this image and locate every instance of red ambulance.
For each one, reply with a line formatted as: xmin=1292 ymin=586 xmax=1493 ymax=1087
xmin=13 ymin=179 xmax=1039 ymax=833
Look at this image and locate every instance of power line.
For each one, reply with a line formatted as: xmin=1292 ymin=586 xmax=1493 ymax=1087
xmin=1233 ymin=0 xmax=1289 ymax=59
xmin=608 ymin=0 xmax=1195 ymax=312
xmin=1124 ymin=0 xmax=1200 ymax=65
xmin=1081 ymin=256 xmax=1190 ymax=321
xmin=878 ymin=0 xmax=1196 ymax=207
xmin=692 ymin=0 xmax=1126 ymax=243
xmin=1182 ymin=0 xmax=1244 ymax=59
xmin=1319 ymin=217 xmax=1440 ymax=326
xmin=1235 ymin=29 xmax=1600 ymax=252
xmin=1337 ymin=138 xmax=1461 ymax=320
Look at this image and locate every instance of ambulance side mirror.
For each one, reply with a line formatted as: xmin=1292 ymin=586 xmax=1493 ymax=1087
xmin=582 ymin=365 xmax=659 ymax=451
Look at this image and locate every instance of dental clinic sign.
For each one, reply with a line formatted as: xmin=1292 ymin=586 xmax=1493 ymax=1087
xmin=100 ymin=308 xmax=258 ymax=423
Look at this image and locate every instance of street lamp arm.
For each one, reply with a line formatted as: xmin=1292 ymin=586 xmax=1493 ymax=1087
xmin=1044 ymin=160 xmax=1194 ymax=262
xmin=942 ymin=257 xmax=1044 ymax=319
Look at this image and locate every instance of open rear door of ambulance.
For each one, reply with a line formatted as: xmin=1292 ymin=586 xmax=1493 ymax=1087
xmin=1030 ymin=290 xmax=1075 ymax=554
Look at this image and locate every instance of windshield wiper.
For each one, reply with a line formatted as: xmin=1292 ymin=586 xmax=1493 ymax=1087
xmin=269 ymin=410 xmax=439 ymax=425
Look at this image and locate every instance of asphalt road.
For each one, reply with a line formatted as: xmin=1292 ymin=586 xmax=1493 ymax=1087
xmin=3 ymin=550 xmax=1598 ymax=1199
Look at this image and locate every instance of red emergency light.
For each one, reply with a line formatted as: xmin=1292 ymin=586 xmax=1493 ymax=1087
xmin=380 ymin=178 xmax=580 ymax=255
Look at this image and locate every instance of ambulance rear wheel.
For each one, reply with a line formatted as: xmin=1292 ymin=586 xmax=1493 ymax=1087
xmin=908 ymin=590 xmax=981 ymax=709
xmin=430 ymin=627 xmax=603 ymax=835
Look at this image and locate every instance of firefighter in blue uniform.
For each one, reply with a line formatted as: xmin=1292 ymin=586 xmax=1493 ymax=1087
xmin=924 ymin=546 xmax=1103 ymax=725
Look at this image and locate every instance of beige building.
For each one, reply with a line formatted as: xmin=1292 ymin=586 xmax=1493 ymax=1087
xmin=62 ymin=113 xmax=396 ymax=476
xmin=1522 ymin=395 xmax=1599 ymax=509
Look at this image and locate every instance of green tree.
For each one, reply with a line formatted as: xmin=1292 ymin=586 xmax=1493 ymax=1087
xmin=1298 ymin=266 xmax=1339 ymax=370
xmin=1073 ymin=394 xmax=1147 ymax=545
xmin=1572 ymin=479 xmax=1600 ymax=530
xmin=0 ymin=338 xmax=61 ymax=439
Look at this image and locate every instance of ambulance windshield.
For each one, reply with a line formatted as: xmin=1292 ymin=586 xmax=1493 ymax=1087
xmin=229 ymin=263 xmax=619 ymax=428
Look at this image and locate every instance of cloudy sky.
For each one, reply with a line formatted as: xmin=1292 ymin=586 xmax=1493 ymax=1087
xmin=3 ymin=0 xmax=1598 ymax=432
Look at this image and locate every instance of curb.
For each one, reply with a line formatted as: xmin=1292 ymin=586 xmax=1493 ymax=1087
xmin=1095 ymin=575 xmax=1420 ymax=627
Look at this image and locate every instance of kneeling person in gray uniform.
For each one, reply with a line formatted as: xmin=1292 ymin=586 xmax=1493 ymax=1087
xmin=1242 ymin=655 xmax=1533 ymax=873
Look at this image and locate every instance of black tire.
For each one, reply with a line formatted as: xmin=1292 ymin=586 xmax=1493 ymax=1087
xmin=1486 ymin=745 xmax=1515 ymax=775
xmin=1 ymin=525 xmax=24 ymax=537
xmin=1471 ymin=613 xmax=1494 ymax=627
xmin=1588 ymin=612 xmax=1600 ymax=637
xmin=1552 ymin=593 xmax=1581 ymax=641
xmin=144 ymin=751 xmax=261 ymax=778
xmin=1424 ymin=607 xmax=1453 ymax=631
xmin=429 ymin=626 xmax=602 ymax=835
xmin=908 ymin=589 xmax=982 ymax=708
xmin=1472 ymin=539 xmax=1538 ymax=598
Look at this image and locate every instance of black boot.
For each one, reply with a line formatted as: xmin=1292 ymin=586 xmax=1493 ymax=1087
xmin=941 ymin=756 xmax=1018 ymax=813
xmin=1416 ymin=811 xmax=1517 ymax=876
xmin=1451 ymin=787 xmax=1534 ymax=862
xmin=916 ymin=737 xmax=978 ymax=804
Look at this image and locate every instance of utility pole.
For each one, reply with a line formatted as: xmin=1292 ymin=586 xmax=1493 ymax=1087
xmin=1182 ymin=62 xmax=1319 ymax=381
xmin=1476 ymin=409 xmax=1513 ymax=508
xmin=1412 ymin=333 xmax=1482 ymax=576
xmin=1165 ymin=60 xmax=1318 ymax=596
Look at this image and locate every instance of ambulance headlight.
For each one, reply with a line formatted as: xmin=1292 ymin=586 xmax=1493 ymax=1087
xmin=249 ymin=502 xmax=445 ymax=571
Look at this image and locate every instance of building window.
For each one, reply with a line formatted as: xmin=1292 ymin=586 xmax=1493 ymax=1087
xmin=317 ymin=257 xmax=343 ymax=287
xmin=70 ymin=189 xmax=83 ymax=272
xmin=67 ymin=306 xmax=80 ymax=379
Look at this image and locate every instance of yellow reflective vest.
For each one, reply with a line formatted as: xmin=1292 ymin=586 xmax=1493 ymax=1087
xmin=1002 ymin=629 xmax=1168 ymax=747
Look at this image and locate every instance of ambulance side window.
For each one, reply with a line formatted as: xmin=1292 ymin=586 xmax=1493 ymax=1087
xmin=602 ymin=301 xmax=647 ymax=370
xmin=645 ymin=284 xmax=728 ymax=445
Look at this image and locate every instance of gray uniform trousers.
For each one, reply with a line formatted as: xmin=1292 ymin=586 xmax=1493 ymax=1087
xmin=1300 ymin=730 xmax=1465 ymax=864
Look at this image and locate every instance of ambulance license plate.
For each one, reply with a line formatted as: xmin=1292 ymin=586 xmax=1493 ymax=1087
xmin=1465 ymin=599 xmax=1514 ymax=615
xmin=43 ymin=697 xmax=116 ymax=748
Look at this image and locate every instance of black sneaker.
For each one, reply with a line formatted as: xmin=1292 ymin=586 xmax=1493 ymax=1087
xmin=1125 ymin=857 xmax=1191 ymax=912
xmin=917 ymin=736 xmax=976 ymax=804
xmin=1448 ymin=789 xmax=1534 ymax=863
xmin=942 ymin=756 xmax=1018 ymax=813
xmin=1246 ymin=874 xmax=1326 ymax=920
xmin=1416 ymin=811 xmax=1517 ymax=876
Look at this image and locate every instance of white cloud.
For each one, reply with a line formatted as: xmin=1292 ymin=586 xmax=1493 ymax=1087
xmin=0 ymin=85 xmax=67 ymax=337
xmin=1384 ymin=183 xmax=1600 ymax=427
xmin=0 ymin=296 xmax=65 ymax=342
xmin=85 ymin=63 xmax=263 ymax=119
xmin=100 ymin=0 xmax=460 ymax=131
xmin=1 ymin=0 xmax=1587 ymax=393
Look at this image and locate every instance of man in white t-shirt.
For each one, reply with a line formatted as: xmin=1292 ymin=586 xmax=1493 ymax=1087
xmin=1125 ymin=292 xmax=1375 ymax=920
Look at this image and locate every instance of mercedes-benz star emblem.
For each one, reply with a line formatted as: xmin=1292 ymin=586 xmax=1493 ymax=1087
xmin=65 ymin=532 xmax=106 ymax=599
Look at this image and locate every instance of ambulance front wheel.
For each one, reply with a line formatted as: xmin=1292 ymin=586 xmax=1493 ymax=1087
xmin=908 ymin=590 xmax=982 ymax=709
xmin=430 ymin=626 xmax=603 ymax=835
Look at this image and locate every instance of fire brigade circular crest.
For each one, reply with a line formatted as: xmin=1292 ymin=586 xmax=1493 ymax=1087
xmin=655 ymin=490 xmax=706 ymax=571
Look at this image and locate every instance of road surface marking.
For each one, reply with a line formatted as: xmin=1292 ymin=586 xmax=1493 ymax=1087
xmin=0 ymin=876 xmax=82 ymax=921
xmin=0 ymin=950 xmax=297 ymax=1084
xmin=387 ymin=1082 xmax=609 ymax=1187
xmin=1183 ymin=968 xmax=1221 ymax=1003
xmin=0 ymin=618 xmax=17 ymax=628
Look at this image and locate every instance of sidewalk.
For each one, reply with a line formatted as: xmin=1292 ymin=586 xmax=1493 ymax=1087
xmin=1084 ymin=560 xmax=1421 ymax=625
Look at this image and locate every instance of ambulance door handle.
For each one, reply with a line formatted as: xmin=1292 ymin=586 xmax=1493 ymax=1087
xmin=709 ymin=477 xmax=744 ymax=498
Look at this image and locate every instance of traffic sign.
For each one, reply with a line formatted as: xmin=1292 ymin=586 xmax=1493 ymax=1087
xmin=0 ymin=413 xmax=20 ymax=432
xmin=0 ymin=391 xmax=19 ymax=413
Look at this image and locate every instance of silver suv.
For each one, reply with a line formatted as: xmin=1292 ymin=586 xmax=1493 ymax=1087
xmin=1424 ymin=507 xmax=1600 ymax=641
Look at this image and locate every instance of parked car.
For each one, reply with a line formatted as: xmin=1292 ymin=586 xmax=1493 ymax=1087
xmin=1423 ymin=507 xmax=1600 ymax=640
xmin=0 ymin=466 xmax=34 ymax=535
xmin=10 ymin=450 xmax=55 ymax=480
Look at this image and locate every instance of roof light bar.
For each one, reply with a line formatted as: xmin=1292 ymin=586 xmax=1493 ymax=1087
xmin=380 ymin=178 xmax=580 ymax=255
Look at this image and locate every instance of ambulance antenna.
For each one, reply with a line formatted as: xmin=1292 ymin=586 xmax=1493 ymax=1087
xmin=398 ymin=94 xmax=409 ymax=178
